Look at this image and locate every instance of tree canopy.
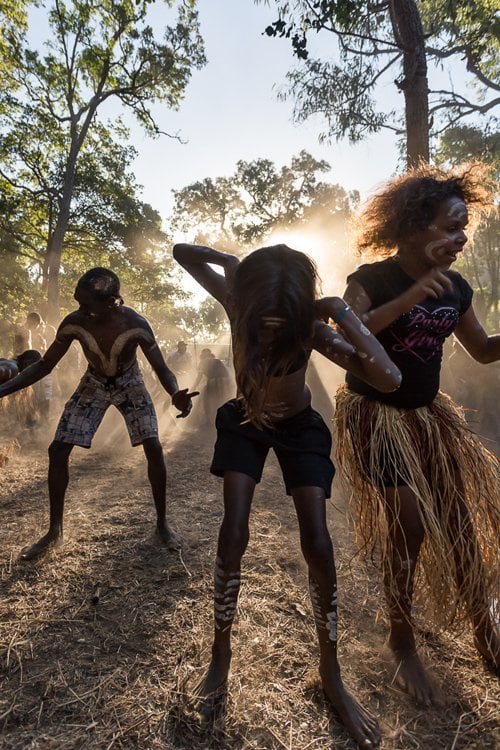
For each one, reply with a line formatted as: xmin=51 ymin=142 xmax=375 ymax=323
xmin=171 ymin=150 xmax=358 ymax=248
xmin=0 ymin=0 xmax=205 ymax=322
xmin=259 ymin=0 xmax=499 ymax=164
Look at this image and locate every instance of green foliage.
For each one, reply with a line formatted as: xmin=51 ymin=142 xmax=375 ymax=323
xmin=0 ymin=0 xmax=206 ymax=322
xmin=258 ymin=0 xmax=499 ymax=155
xmin=171 ymin=150 xmax=357 ymax=247
xmin=172 ymin=295 xmax=229 ymax=342
xmin=0 ymin=0 xmax=29 ymax=90
xmin=170 ymin=150 xmax=360 ymax=337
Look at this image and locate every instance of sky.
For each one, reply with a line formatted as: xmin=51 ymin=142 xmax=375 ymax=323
xmin=128 ymin=0 xmax=403 ymax=226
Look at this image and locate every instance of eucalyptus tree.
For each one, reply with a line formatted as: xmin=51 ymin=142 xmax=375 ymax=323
xmin=0 ymin=123 xmax=183 ymax=324
xmin=171 ymin=150 xmax=357 ymax=248
xmin=0 ymin=0 xmax=29 ymax=86
xmin=258 ymin=0 xmax=499 ymax=165
xmin=0 ymin=0 xmax=205 ymax=322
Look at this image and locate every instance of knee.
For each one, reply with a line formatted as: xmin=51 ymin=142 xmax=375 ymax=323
xmin=143 ymin=437 xmax=164 ymax=461
xmin=218 ymin=522 xmax=249 ymax=566
xmin=48 ymin=441 xmax=72 ymax=463
xmin=300 ymin=531 xmax=333 ymax=571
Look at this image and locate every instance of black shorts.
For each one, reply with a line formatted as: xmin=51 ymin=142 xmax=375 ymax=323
xmin=210 ymin=399 xmax=335 ymax=497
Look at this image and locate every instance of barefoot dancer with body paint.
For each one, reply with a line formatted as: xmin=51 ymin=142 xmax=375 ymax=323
xmin=331 ymin=165 xmax=500 ymax=706
xmin=0 ymin=268 xmax=197 ymax=560
xmin=174 ymin=243 xmax=402 ymax=749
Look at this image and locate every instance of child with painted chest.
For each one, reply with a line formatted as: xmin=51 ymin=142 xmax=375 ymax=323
xmin=173 ymin=242 xmax=402 ymax=748
xmin=332 ymin=164 xmax=500 ymax=706
xmin=0 ymin=268 xmax=197 ymax=560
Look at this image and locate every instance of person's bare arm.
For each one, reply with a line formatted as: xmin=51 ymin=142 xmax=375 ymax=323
xmin=173 ymin=243 xmax=239 ymax=307
xmin=454 ymin=305 xmax=500 ymax=364
xmin=140 ymin=330 xmax=199 ymax=417
xmin=313 ymin=298 xmax=401 ymax=393
xmin=341 ymin=269 xmax=453 ymax=335
xmin=191 ymin=369 xmax=204 ymax=391
xmin=0 ymin=338 xmax=71 ymax=398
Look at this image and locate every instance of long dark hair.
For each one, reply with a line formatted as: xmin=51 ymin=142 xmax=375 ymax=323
xmin=230 ymin=245 xmax=318 ymax=426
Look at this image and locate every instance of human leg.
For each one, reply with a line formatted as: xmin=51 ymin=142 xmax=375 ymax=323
xmin=142 ymin=437 xmax=180 ymax=549
xmin=445 ymin=486 xmax=500 ymax=670
xmin=381 ymin=485 xmax=446 ymax=705
xmin=293 ymin=486 xmax=380 ymax=747
xmin=197 ymin=471 xmax=255 ymax=704
xmin=20 ymin=440 xmax=74 ymax=560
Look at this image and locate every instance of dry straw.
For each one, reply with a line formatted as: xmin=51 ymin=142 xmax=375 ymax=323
xmin=1 ymin=423 xmax=498 ymax=749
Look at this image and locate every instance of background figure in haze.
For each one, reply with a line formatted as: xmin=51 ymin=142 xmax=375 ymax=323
xmin=174 ymin=242 xmax=402 ymax=749
xmin=191 ymin=348 xmax=234 ymax=428
xmin=166 ymin=340 xmax=194 ymax=384
xmin=0 ymin=350 xmax=42 ymax=430
xmin=0 ymin=268 xmax=197 ymax=560
xmin=332 ymin=164 xmax=500 ymax=706
xmin=24 ymin=312 xmax=54 ymax=427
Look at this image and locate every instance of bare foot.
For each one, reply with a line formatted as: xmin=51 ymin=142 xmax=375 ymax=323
xmin=156 ymin=523 xmax=182 ymax=550
xmin=195 ymin=647 xmax=231 ymax=721
xmin=320 ymin=664 xmax=380 ymax=748
xmin=386 ymin=644 xmax=443 ymax=706
xmin=20 ymin=531 xmax=62 ymax=561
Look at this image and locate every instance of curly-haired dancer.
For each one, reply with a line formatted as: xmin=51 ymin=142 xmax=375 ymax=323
xmin=331 ymin=164 xmax=500 ymax=705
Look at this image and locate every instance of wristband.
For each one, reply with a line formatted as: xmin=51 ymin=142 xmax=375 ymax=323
xmin=333 ymin=305 xmax=351 ymax=324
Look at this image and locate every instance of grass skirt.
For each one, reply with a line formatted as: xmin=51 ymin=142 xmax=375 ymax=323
xmin=334 ymin=385 xmax=500 ymax=629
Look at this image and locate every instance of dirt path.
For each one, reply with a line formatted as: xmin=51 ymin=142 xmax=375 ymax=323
xmin=0 ymin=418 xmax=498 ymax=750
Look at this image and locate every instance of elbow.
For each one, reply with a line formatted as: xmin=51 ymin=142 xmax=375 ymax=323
xmin=377 ymin=367 xmax=402 ymax=393
xmin=475 ymin=351 xmax=495 ymax=365
xmin=172 ymin=243 xmax=187 ymax=263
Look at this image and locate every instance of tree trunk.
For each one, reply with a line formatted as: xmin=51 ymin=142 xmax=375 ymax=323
xmin=45 ymin=145 xmax=79 ymax=325
xmin=390 ymin=0 xmax=430 ymax=166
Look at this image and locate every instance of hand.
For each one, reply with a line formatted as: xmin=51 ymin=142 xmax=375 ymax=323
xmin=407 ymin=268 xmax=453 ymax=305
xmin=171 ymin=388 xmax=199 ymax=418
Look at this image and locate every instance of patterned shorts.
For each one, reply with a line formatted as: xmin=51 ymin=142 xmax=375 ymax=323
xmin=54 ymin=362 xmax=158 ymax=448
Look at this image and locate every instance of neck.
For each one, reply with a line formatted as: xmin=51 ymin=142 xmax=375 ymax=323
xmin=393 ymin=250 xmax=428 ymax=280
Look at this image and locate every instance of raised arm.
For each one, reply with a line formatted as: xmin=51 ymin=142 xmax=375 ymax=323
xmin=313 ymin=297 xmax=401 ymax=393
xmin=342 ymin=270 xmax=453 ymax=335
xmin=0 ymin=337 xmax=71 ymax=398
xmin=172 ymin=243 xmax=240 ymax=307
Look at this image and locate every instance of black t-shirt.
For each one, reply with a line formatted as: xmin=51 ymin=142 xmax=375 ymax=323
xmin=345 ymin=258 xmax=473 ymax=408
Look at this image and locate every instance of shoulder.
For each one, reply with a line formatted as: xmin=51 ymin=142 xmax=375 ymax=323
xmin=446 ymin=270 xmax=473 ymax=312
xmin=347 ymin=258 xmax=394 ymax=284
xmin=56 ymin=311 xmax=82 ymax=339
xmin=120 ymin=307 xmax=154 ymax=331
xmin=446 ymin=269 xmax=472 ymax=293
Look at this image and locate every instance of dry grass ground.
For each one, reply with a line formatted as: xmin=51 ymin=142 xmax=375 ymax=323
xmin=0 ymin=411 xmax=498 ymax=750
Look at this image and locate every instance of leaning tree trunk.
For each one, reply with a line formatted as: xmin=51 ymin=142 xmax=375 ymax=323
xmin=45 ymin=137 xmax=81 ymax=325
xmin=46 ymin=194 xmax=73 ymax=325
xmin=390 ymin=0 xmax=430 ymax=166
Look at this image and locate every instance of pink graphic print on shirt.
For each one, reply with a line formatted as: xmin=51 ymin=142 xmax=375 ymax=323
xmin=390 ymin=305 xmax=458 ymax=363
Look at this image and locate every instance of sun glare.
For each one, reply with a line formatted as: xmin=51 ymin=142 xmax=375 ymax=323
xmin=263 ymin=227 xmax=355 ymax=297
